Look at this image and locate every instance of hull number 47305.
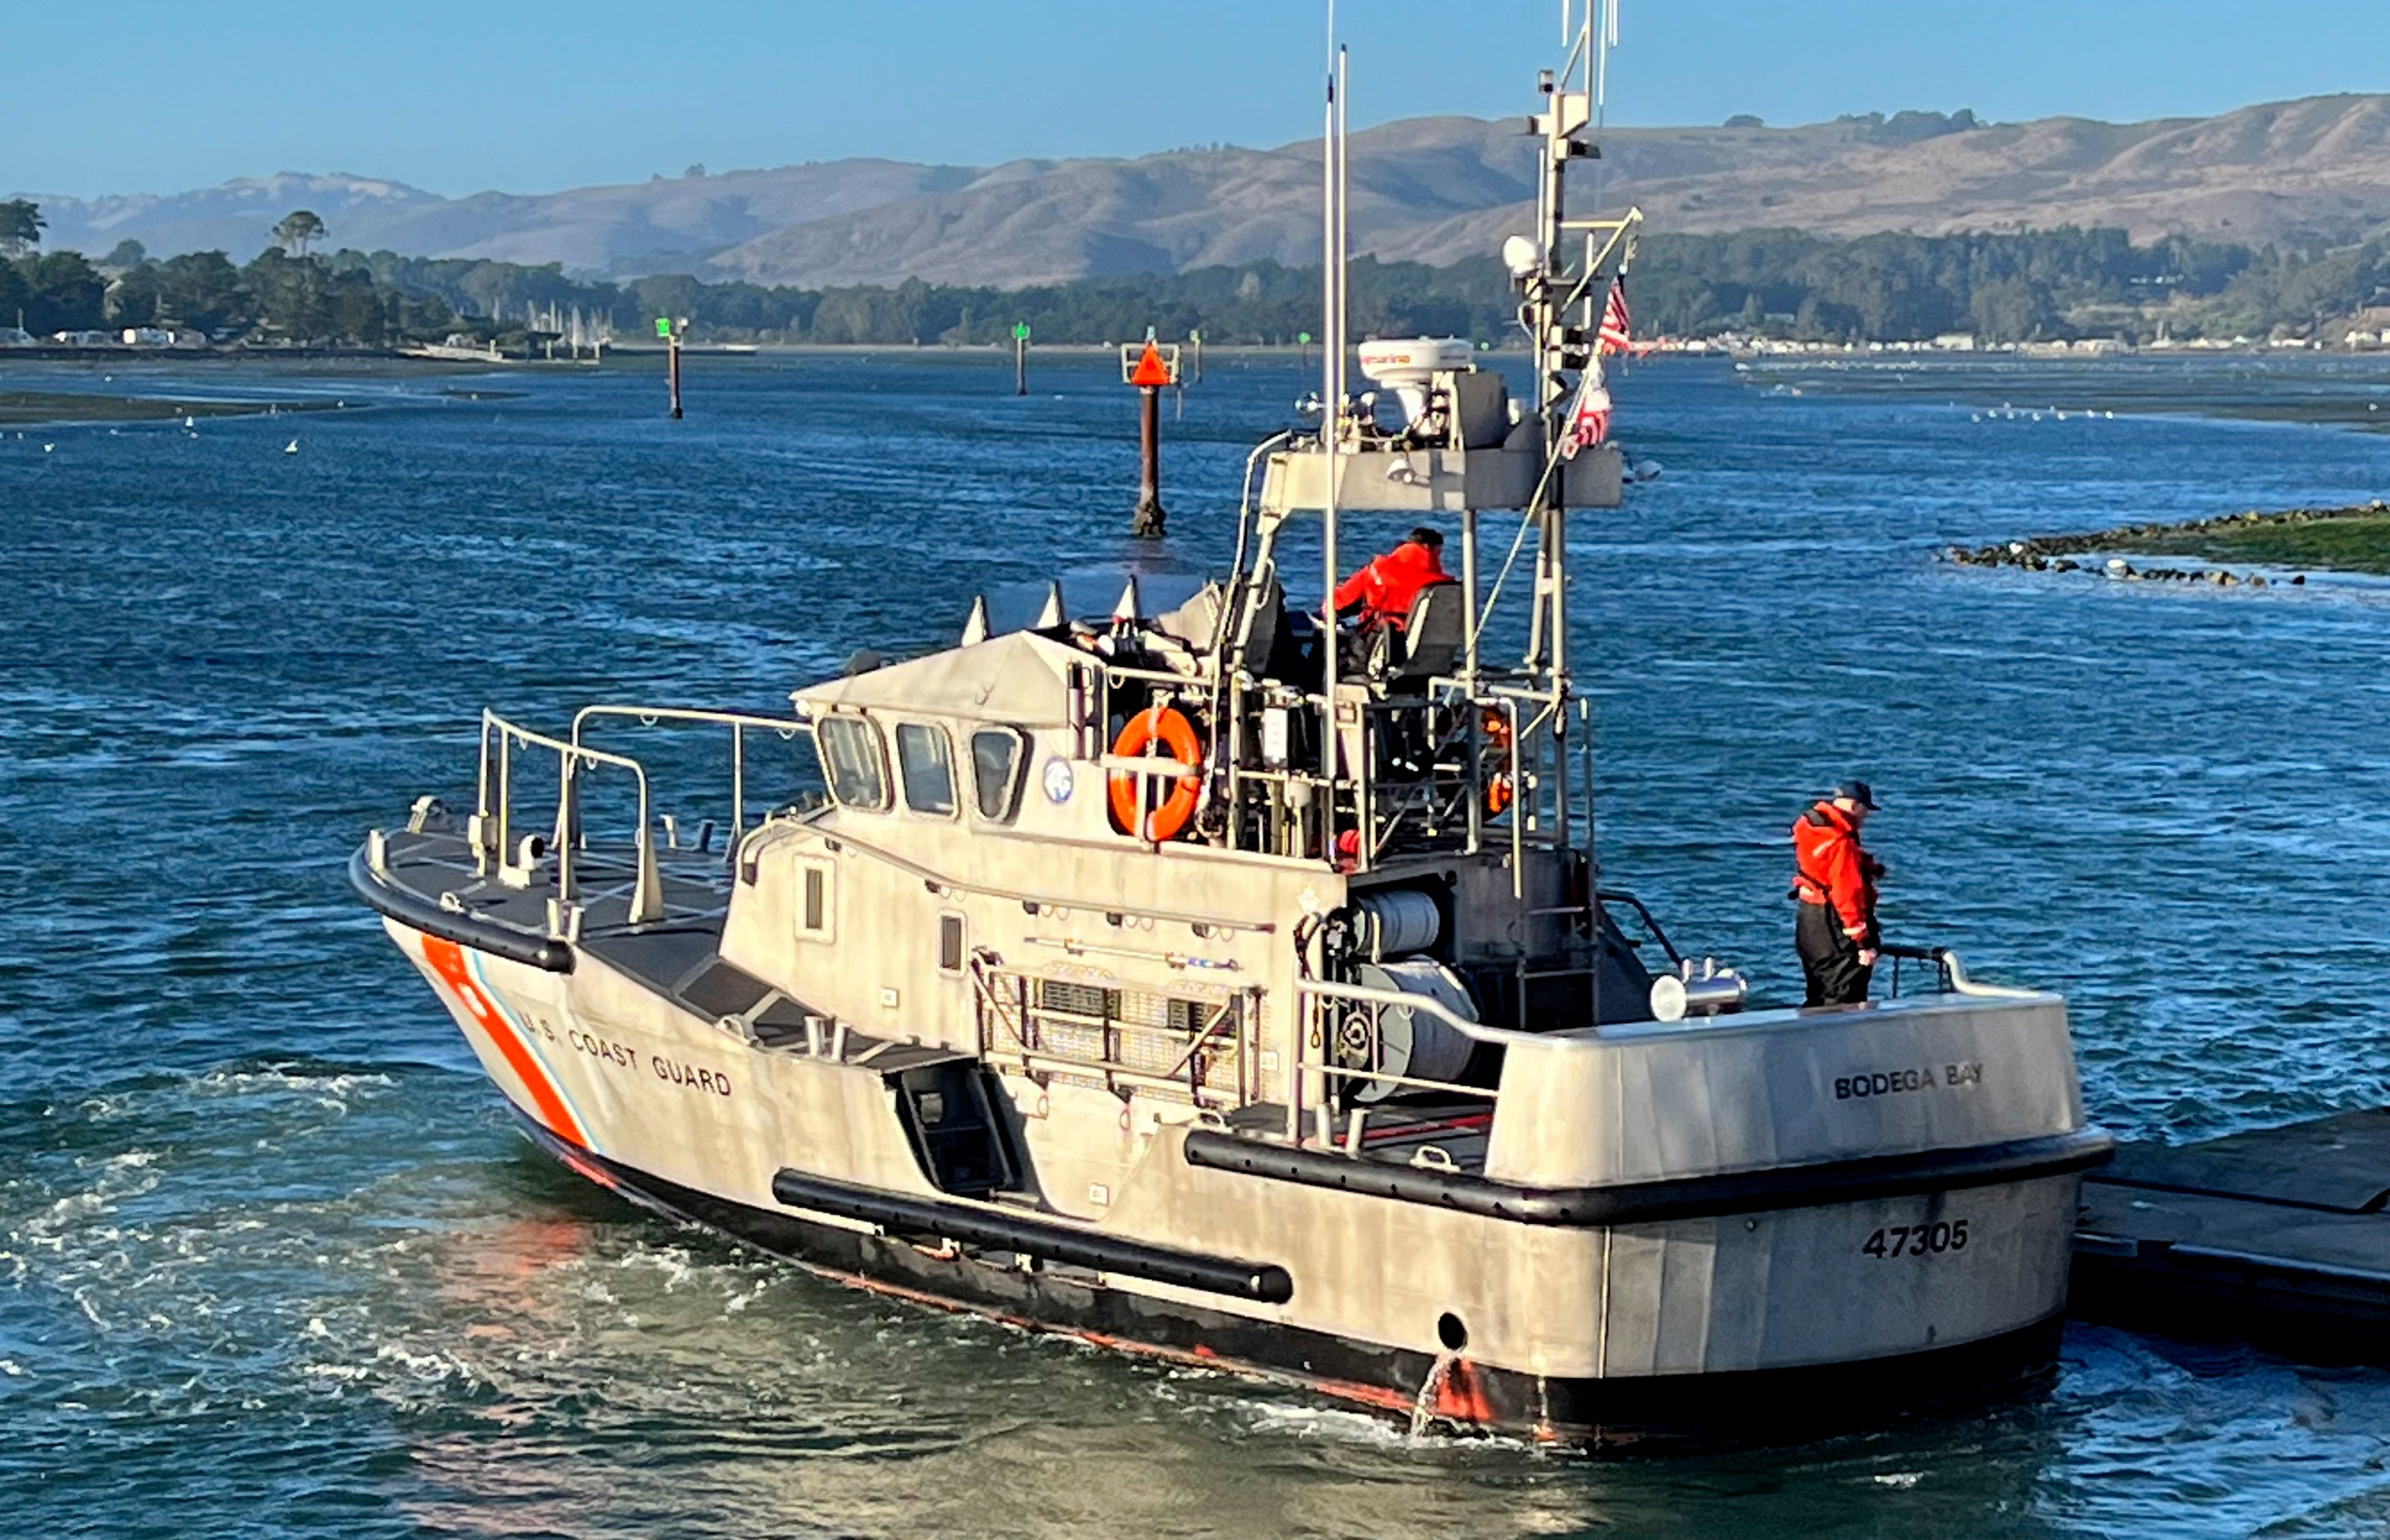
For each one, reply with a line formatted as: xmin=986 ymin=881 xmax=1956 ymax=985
xmin=1863 ymin=1221 xmax=1969 ymax=1258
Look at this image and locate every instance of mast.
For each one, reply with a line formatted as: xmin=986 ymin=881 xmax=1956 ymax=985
xmin=1319 ymin=20 xmax=1342 ymax=804
xmin=1525 ymin=0 xmax=1637 ymax=853
xmin=1242 ymin=0 xmax=1635 ymax=876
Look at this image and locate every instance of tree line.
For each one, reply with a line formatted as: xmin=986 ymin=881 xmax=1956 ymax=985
xmin=6 ymin=194 xmax=2388 ymax=348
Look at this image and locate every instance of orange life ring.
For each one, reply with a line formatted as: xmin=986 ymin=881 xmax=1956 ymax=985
xmin=1107 ymin=705 xmax=1204 ymax=841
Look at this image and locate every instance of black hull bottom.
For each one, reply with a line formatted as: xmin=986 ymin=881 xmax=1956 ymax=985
xmin=516 ymin=1116 xmax=2065 ymax=1446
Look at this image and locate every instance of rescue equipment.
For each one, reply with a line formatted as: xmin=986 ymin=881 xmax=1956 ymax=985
xmin=1108 ymin=705 xmax=1204 ymax=841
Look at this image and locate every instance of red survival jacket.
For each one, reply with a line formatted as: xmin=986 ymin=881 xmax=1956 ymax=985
xmin=1333 ymin=540 xmax=1449 ymax=629
xmin=1792 ymin=801 xmax=1883 ymax=945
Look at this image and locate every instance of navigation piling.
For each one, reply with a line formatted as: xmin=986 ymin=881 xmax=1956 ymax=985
xmin=1123 ymin=335 xmax=1178 ymax=539
xmin=1012 ymin=322 xmax=1031 ymax=396
xmin=660 ymin=316 xmax=684 ymax=419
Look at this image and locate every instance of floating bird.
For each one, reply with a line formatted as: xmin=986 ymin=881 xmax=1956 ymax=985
xmin=43 ymin=443 xmax=54 ymax=453
xmin=284 ymin=439 xmax=299 ymax=454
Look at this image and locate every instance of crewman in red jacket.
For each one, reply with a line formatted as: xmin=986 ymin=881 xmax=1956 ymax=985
xmin=1333 ymin=527 xmax=1449 ymax=631
xmin=1792 ymin=780 xmax=1887 ymax=1007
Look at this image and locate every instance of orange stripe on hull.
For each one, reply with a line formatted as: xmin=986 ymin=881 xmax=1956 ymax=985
xmin=420 ymin=934 xmax=588 ymax=1148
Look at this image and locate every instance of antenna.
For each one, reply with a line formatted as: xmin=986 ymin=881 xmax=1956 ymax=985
xmin=1596 ymin=0 xmax=1619 ymax=123
xmin=1318 ymin=9 xmax=1346 ymax=781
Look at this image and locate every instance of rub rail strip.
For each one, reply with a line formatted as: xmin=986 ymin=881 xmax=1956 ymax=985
xmin=1182 ymin=1128 xmax=2114 ymax=1227
xmin=349 ymin=847 xmax=575 ymax=973
xmin=768 ymin=1169 xmax=1295 ymax=1305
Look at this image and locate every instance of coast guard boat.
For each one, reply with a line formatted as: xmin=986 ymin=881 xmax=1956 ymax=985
xmin=351 ymin=11 xmax=2109 ymax=1442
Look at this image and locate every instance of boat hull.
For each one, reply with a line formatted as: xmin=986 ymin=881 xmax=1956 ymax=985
xmin=511 ymin=1111 xmax=2066 ymax=1444
xmin=378 ymin=907 xmax=2093 ymax=1443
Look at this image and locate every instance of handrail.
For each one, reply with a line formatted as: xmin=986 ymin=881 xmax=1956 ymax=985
xmin=818 ymin=824 xmax=1278 ymax=936
xmin=1596 ymin=887 xmax=1684 ymax=967
xmin=1879 ymin=943 xmax=2039 ymax=1000
xmin=1298 ymin=977 xmax=1543 ymax=1048
xmin=570 ymin=703 xmax=812 ymax=842
xmin=1286 ymin=947 xmax=2042 ymax=1149
xmin=480 ymin=710 xmax=662 ymax=924
xmin=1284 ymin=975 xmax=1514 ymax=1144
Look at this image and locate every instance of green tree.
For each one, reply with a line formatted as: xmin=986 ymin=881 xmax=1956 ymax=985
xmin=1970 ymin=277 xmax=2051 ymax=344
xmin=156 ymin=251 xmax=249 ymax=335
xmin=21 ymin=251 xmax=106 ymax=333
xmin=326 ymin=273 xmax=385 ymax=345
xmin=271 ymin=209 xmax=327 ymax=257
xmin=0 ymin=199 xmax=42 ymax=257
xmin=108 ymin=266 xmax=162 ymax=327
xmin=0 ymin=262 xmax=30 ymax=333
xmin=100 ymin=239 xmax=148 ymax=271
xmin=245 ymin=248 xmax=330 ymax=341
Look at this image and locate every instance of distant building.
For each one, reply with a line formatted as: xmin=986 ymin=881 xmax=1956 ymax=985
xmin=121 ymin=327 xmax=175 ymax=347
xmin=1931 ymin=333 xmax=1977 ymax=352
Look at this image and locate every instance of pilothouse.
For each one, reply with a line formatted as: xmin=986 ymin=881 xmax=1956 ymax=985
xmin=352 ymin=4 xmax=2109 ymax=1441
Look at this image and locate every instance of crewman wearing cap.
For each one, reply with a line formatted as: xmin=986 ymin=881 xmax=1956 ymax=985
xmin=1791 ymin=780 xmax=1887 ymax=1007
xmin=1333 ymin=527 xmax=1449 ymax=632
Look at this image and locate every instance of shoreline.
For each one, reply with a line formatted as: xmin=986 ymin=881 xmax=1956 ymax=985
xmin=1947 ymin=503 xmax=2390 ymax=582
xmin=0 ymin=390 xmax=360 ymax=427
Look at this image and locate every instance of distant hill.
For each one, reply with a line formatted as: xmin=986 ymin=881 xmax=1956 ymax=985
xmin=22 ymin=94 xmax=2390 ymax=286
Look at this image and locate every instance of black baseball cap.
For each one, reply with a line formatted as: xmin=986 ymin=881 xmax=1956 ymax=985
xmin=1831 ymin=780 xmax=1881 ymax=810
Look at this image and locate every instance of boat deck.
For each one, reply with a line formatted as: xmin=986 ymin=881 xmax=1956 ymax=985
xmin=372 ymin=826 xmax=730 ymax=939
xmin=2075 ymin=1109 xmax=2390 ymax=1360
xmin=362 ymin=828 xmax=975 ymax=1069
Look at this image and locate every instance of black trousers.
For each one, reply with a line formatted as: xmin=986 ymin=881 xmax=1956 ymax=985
xmin=1796 ymin=901 xmax=1872 ymax=1007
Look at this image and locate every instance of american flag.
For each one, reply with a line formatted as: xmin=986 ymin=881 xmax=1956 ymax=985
xmin=1559 ymin=365 xmax=1612 ymax=459
xmin=1596 ymin=277 xmax=1632 ymax=356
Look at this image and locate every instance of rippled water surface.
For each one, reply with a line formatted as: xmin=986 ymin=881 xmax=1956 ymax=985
xmin=7 ymin=351 xmax=2390 ymax=1537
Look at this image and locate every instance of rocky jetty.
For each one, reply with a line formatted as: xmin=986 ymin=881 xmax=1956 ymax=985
xmin=1945 ymin=501 xmax=2390 ymax=586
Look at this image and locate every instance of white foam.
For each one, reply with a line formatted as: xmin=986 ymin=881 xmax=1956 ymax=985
xmin=304 ymin=1362 xmax=371 ymax=1382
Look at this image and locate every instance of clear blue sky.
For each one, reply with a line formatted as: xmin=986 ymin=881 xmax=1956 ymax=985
xmin=13 ymin=0 xmax=2386 ymax=198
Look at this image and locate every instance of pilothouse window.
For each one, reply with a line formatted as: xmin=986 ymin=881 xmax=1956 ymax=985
xmin=816 ymin=717 xmax=890 ymax=811
xmin=895 ymin=723 xmax=957 ymax=816
xmin=971 ymin=728 xmax=1026 ymax=823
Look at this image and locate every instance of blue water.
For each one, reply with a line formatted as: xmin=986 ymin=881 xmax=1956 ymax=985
xmin=6 ymin=350 xmax=2390 ymax=1537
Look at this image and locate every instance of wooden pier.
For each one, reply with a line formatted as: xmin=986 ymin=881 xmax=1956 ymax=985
xmin=2074 ymin=1109 xmax=2390 ymax=1359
